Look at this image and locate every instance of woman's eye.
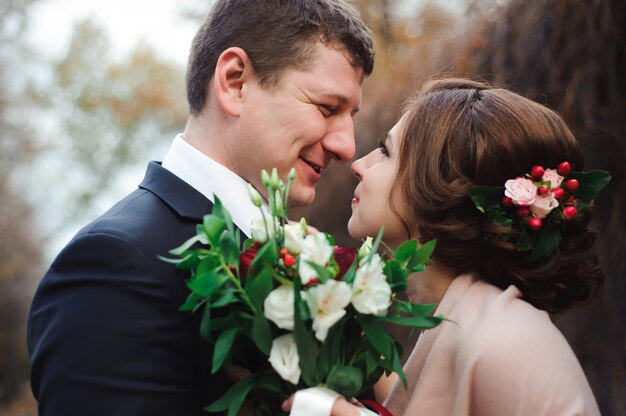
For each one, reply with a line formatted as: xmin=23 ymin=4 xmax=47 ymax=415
xmin=378 ymin=138 xmax=389 ymax=156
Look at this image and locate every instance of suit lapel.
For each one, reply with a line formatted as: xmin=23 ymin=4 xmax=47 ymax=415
xmin=139 ymin=161 xmax=213 ymax=221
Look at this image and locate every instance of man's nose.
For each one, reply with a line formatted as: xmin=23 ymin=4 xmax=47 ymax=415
xmin=322 ymin=114 xmax=355 ymax=163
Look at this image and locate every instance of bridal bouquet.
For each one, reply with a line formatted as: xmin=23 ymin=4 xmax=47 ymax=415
xmin=161 ymin=169 xmax=443 ymax=416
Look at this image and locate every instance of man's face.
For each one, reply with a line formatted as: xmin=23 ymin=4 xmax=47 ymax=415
xmin=226 ymin=42 xmax=364 ymax=206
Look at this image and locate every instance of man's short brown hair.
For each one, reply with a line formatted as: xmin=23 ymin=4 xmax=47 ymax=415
xmin=186 ymin=0 xmax=374 ymax=115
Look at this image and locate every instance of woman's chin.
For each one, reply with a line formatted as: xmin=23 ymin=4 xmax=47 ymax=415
xmin=346 ymin=218 xmax=361 ymax=241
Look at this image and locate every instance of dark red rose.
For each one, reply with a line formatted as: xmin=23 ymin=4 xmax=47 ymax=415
xmin=239 ymin=244 xmax=260 ymax=278
xmin=333 ymin=246 xmax=357 ymax=280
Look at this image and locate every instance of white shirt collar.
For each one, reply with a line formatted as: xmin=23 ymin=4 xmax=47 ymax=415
xmin=161 ymin=134 xmax=263 ymax=237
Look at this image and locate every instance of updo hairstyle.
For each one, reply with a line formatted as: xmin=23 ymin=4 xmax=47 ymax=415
xmin=393 ymin=78 xmax=604 ymax=313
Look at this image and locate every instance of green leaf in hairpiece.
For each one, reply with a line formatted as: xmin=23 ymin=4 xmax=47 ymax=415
xmin=469 ymin=186 xmax=505 ymax=213
xmin=567 ymin=170 xmax=611 ymax=209
xmin=529 ymin=219 xmax=561 ymax=263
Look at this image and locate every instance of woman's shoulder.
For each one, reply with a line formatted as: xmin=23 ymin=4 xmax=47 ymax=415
xmin=445 ymin=276 xmax=553 ymax=338
xmin=448 ymin=277 xmax=600 ymax=415
xmin=453 ymin=278 xmax=570 ymax=359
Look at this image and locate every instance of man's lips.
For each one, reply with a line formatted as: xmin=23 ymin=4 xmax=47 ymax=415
xmin=300 ymin=157 xmax=323 ymax=174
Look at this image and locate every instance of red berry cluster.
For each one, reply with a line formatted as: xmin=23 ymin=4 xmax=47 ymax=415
xmin=279 ymin=247 xmax=296 ymax=267
xmin=501 ymin=161 xmax=580 ymax=232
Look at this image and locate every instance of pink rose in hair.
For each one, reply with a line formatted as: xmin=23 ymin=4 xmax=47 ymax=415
xmin=542 ymin=168 xmax=564 ymax=188
xmin=504 ymin=178 xmax=537 ymax=206
xmin=530 ymin=194 xmax=559 ymax=219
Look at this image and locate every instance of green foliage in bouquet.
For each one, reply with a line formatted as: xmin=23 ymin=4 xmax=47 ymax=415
xmin=160 ymin=168 xmax=443 ymax=416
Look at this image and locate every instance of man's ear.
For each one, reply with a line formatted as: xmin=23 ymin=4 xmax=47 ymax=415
xmin=213 ymin=47 xmax=254 ymax=117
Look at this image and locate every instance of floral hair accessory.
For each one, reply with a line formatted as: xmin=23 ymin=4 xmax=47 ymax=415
xmin=469 ymin=162 xmax=611 ymax=262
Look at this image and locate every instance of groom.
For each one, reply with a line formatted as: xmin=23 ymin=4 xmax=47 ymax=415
xmin=27 ymin=1 xmax=374 ymax=415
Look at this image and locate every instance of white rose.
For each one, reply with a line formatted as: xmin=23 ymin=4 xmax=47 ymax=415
xmin=250 ymin=215 xmax=278 ymax=243
xmin=263 ymin=285 xmax=295 ymax=330
xmin=268 ymin=333 xmax=301 ymax=385
xmin=504 ymin=178 xmax=537 ymax=206
xmin=298 ymin=233 xmax=333 ymax=285
xmin=351 ymin=254 xmax=392 ymax=316
xmin=284 ymin=223 xmax=306 ymax=254
xmin=530 ymin=194 xmax=559 ymax=219
xmin=542 ymin=168 xmax=564 ymax=188
xmin=306 ymin=280 xmax=352 ymax=342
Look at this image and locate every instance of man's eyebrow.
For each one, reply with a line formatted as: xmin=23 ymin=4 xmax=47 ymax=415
xmin=318 ymin=93 xmax=361 ymax=114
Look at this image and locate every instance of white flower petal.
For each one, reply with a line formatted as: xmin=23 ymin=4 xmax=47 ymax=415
xmin=250 ymin=215 xmax=279 ymax=243
xmin=306 ymin=280 xmax=351 ymax=342
xmin=351 ymin=254 xmax=392 ymax=316
xmin=284 ymin=223 xmax=306 ymax=254
xmin=263 ymin=285 xmax=294 ymax=330
xmin=268 ymin=334 xmax=301 ymax=385
xmin=298 ymin=233 xmax=333 ymax=284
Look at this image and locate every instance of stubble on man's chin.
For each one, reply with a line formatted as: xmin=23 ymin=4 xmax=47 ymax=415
xmin=288 ymin=187 xmax=316 ymax=207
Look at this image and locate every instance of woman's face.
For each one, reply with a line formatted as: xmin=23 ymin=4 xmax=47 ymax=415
xmin=348 ymin=117 xmax=415 ymax=249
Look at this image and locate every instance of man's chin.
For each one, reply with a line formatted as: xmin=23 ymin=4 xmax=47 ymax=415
xmin=287 ymin=187 xmax=316 ymax=207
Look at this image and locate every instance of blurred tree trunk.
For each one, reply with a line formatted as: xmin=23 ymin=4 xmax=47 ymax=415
xmin=0 ymin=180 xmax=42 ymax=407
xmin=0 ymin=0 xmax=43 ymax=410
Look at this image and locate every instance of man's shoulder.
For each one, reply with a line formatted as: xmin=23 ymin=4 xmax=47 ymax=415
xmin=72 ymin=187 xmax=197 ymax=259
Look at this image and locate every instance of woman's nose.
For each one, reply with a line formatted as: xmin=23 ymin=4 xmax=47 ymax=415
xmin=351 ymin=157 xmax=364 ymax=180
xmin=351 ymin=149 xmax=375 ymax=180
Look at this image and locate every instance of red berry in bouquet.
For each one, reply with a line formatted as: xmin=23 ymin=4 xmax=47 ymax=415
xmin=283 ymin=254 xmax=296 ymax=267
xmin=538 ymin=186 xmax=549 ymax=196
xmin=557 ymin=161 xmax=571 ymax=176
xmin=306 ymin=277 xmax=320 ymax=287
xmin=529 ymin=217 xmax=542 ymax=231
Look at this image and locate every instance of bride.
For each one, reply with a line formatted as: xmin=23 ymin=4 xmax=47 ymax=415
xmin=289 ymin=77 xmax=606 ymax=415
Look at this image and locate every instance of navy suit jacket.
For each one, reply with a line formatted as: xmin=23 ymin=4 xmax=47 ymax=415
xmin=28 ymin=162 xmax=232 ymax=415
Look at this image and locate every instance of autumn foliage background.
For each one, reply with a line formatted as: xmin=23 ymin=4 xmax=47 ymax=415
xmin=1 ymin=0 xmax=624 ymax=415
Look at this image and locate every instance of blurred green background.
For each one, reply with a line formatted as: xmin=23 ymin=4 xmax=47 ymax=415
xmin=1 ymin=0 xmax=624 ymax=414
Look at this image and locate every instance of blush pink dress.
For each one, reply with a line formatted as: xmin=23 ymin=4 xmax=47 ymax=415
xmin=384 ymin=274 xmax=600 ymax=415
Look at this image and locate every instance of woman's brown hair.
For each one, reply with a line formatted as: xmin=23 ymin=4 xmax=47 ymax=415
xmin=394 ymin=77 xmax=604 ymax=313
